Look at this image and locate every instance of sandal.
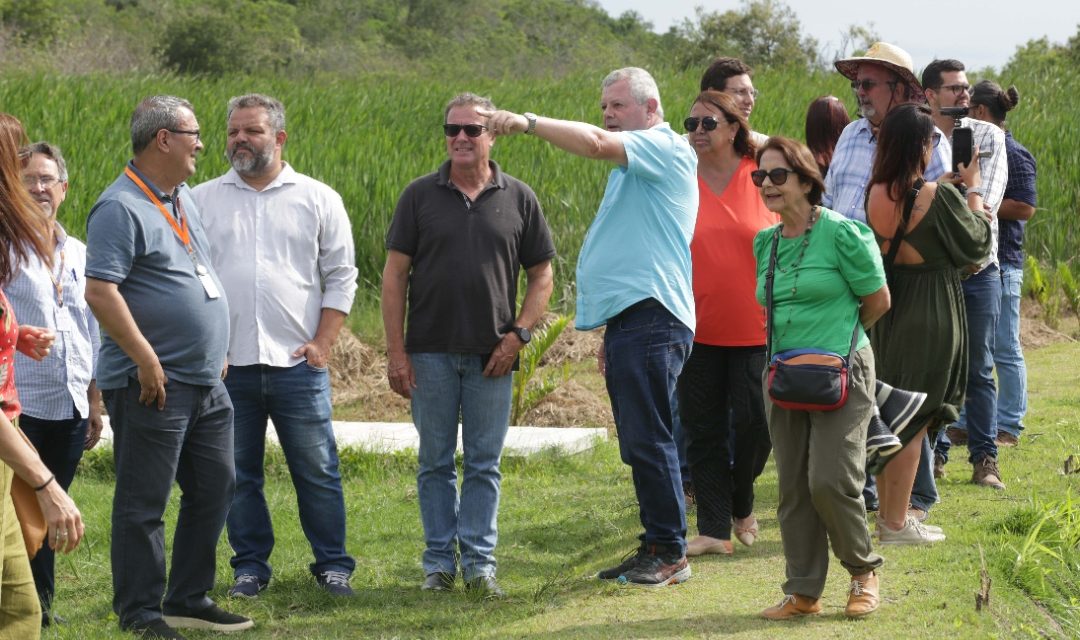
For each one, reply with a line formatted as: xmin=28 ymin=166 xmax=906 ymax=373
xmin=734 ymin=515 xmax=758 ymax=547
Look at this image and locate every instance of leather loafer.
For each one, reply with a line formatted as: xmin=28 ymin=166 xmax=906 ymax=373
xmin=465 ymin=575 xmax=506 ymax=599
xmin=421 ymin=572 xmax=454 ymax=592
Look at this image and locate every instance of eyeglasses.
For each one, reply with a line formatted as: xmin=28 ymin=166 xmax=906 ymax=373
xmin=726 ymin=88 xmax=759 ymax=99
xmin=443 ymin=123 xmax=488 ymax=138
xmin=21 ymin=175 xmax=62 ymax=189
xmin=940 ymin=84 xmax=972 ymax=96
xmin=683 ymin=116 xmax=721 ymax=133
xmin=167 ymin=129 xmax=201 ymax=142
xmin=750 ymin=167 xmax=798 ymax=187
xmin=850 ymin=79 xmax=897 ymax=93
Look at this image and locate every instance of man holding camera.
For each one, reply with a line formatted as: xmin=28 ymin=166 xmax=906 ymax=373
xmin=921 ymin=59 xmax=1009 ymax=490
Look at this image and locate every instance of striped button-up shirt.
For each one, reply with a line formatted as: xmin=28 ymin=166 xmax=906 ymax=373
xmin=3 ymin=224 xmax=99 ymax=420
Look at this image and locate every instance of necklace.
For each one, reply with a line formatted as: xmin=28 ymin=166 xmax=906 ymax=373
xmin=773 ymin=207 xmax=818 ymax=344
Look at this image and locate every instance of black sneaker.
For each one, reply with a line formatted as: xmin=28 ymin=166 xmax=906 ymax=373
xmin=866 ymin=407 xmax=902 ymax=456
xmin=162 ymin=603 xmax=253 ymax=632
xmin=597 ymin=545 xmax=645 ymax=580
xmin=618 ymin=545 xmax=691 ymax=587
xmin=316 ymin=570 xmax=355 ymax=596
xmin=228 ymin=574 xmax=268 ymax=598
xmin=422 ymin=571 xmax=455 ymax=591
xmin=876 ymin=381 xmax=927 ymax=438
xmin=130 ymin=618 xmax=187 ymax=639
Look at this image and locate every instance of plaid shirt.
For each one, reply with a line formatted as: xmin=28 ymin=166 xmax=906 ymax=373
xmin=2 ymin=225 xmax=99 ymax=420
xmin=964 ymin=117 xmax=1008 ymax=269
xmin=823 ymin=117 xmax=950 ymax=222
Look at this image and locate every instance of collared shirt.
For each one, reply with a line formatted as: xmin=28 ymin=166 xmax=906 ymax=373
xmin=823 ymin=117 xmax=950 ymax=223
xmin=998 ymin=131 xmax=1037 ymax=267
xmin=4 ymin=224 xmax=99 ymax=419
xmin=86 ymin=161 xmax=230 ymax=389
xmin=575 ymin=122 xmax=698 ymax=331
xmin=192 ymin=163 xmax=358 ymax=367
xmin=963 ymin=117 xmax=1008 ymax=270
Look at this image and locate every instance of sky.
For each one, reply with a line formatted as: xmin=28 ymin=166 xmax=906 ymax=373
xmin=595 ymin=0 xmax=1079 ymax=72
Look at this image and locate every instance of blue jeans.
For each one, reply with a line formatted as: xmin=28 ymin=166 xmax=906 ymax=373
xmin=994 ymin=263 xmax=1027 ymax=437
xmin=863 ymin=433 xmax=939 ymax=511
xmin=604 ymin=300 xmax=693 ymax=553
xmin=19 ymin=411 xmax=88 ymax=614
xmin=224 ymin=363 xmax=354 ymax=581
xmin=104 ymin=378 xmax=234 ymax=630
xmin=948 ymin=264 xmax=1002 ymax=464
xmin=409 ymin=353 xmax=512 ymax=580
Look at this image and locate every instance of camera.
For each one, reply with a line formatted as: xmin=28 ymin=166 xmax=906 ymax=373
xmin=940 ymin=106 xmax=969 ymax=118
xmin=940 ymin=107 xmax=974 ymax=172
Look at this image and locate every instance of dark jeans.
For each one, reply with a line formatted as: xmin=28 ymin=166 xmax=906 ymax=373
xmin=938 ymin=264 xmax=1002 ymax=464
xmin=19 ymin=412 xmax=87 ymax=613
xmin=863 ymin=434 xmax=938 ymax=512
xmin=677 ymin=343 xmax=770 ymax=539
xmin=604 ymin=300 xmax=693 ymax=553
xmin=104 ymin=378 xmax=234 ymax=630
xmin=225 ymin=363 xmax=354 ymax=582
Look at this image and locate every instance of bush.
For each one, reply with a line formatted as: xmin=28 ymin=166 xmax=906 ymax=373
xmin=160 ymin=0 xmax=303 ymax=75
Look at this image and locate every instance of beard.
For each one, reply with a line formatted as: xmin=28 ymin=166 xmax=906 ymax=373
xmin=858 ymin=102 xmax=877 ymax=120
xmin=227 ymin=141 xmax=274 ymax=176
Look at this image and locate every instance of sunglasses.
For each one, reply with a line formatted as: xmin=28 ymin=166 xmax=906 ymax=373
xmin=443 ymin=123 xmax=488 ymax=138
xmin=850 ymin=79 xmax=897 ymax=92
xmin=750 ymin=167 xmax=798 ymax=187
xmin=683 ymin=116 xmax=722 ymax=133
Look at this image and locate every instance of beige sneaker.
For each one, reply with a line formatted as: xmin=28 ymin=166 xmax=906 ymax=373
xmin=686 ymin=535 xmax=733 ymax=557
xmin=844 ymin=572 xmax=880 ymax=618
xmin=879 ymin=515 xmax=945 ymax=545
xmin=875 ymin=513 xmax=941 ymax=539
xmin=972 ymin=456 xmax=1006 ymax=490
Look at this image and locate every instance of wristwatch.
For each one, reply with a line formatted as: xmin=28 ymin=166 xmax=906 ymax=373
xmin=523 ymin=112 xmax=538 ymax=135
xmin=511 ymin=326 xmax=532 ymax=344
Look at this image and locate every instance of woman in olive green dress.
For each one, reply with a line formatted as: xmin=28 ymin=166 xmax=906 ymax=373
xmin=865 ymin=104 xmax=991 ymax=545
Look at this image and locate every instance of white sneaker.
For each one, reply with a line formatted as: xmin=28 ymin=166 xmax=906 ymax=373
xmin=878 ymin=515 xmax=945 ymax=545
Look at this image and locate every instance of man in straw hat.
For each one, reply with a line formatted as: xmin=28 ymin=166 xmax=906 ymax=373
xmin=822 ymin=42 xmax=951 ymax=543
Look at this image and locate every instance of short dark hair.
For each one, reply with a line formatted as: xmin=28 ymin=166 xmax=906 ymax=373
xmin=692 ymin=91 xmax=757 ymax=159
xmin=20 ymin=141 xmax=68 ymax=182
xmin=700 ymin=57 xmax=753 ymax=92
xmin=130 ymin=95 xmax=195 ymax=154
xmin=871 ymin=103 xmax=936 ymax=201
xmin=755 ymin=136 xmax=825 ymax=206
xmin=804 ymin=96 xmax=850 ymax=176
xmin=970 ymin=80 xmax=1020 ymax=124
xmin=920 ymin=59 xmax=965 ymax=91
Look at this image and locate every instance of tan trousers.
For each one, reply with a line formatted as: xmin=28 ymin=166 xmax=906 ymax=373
xmin=0 ymin=463 xmax=41 ymax=640
xmin=765 ymin=345 xmax=884 ymax=599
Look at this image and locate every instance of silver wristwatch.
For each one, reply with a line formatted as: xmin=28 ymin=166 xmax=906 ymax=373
xmin=523 ymin=112 xmax=538 ymax=135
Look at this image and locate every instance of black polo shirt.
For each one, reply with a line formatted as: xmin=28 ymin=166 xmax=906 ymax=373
xmin=386 ymin=160 xmax=556 ymax=354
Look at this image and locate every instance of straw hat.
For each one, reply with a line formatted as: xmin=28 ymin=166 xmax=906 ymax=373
xmin=834 ymin=42 xmax=922 ymax=94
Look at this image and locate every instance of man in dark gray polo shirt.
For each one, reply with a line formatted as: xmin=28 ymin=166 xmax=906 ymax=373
xmin=381 ymin=92 xmax=555 ymax=598
xmin=85 ymin=95 xmax=252 ymax=639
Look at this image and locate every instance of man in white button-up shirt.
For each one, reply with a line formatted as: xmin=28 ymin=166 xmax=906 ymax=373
xmin=192 ymin=94 xmax=359 ymax=598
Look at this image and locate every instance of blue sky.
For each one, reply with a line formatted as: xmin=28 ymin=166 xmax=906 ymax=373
xmin=595 ymin=0 xmax=1079 ymax=72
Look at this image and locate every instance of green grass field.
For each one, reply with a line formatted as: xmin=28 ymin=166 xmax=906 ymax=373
xmin=41 ymin=341 xmax=1080 ymax=639
xmin=2 ymin=63 xmax=1074 ymax=318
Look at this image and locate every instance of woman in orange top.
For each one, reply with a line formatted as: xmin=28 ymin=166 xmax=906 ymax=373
xmin=677 ymin=92 xmax=778 ymax=556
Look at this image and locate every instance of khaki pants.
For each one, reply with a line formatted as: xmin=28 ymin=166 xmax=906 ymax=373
xmin=765 ymin=345 xmax=884 ymax=599
xmin=0 ymin=463 xmax=41 ymax=639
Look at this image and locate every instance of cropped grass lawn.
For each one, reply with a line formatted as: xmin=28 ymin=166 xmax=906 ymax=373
xmin=46 ymin=342 xmax=1080 ymax=639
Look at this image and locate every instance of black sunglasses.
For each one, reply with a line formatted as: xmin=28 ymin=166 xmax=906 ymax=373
xmin=850 ymin=79 xmax=897 ymax=93
xmin=683 ymin=116 xmax=720 ymax=133
xmin=750 ymin=167 xmax=798 ymax=187
xmin=443 ymin=123 xmax=488 ymax=138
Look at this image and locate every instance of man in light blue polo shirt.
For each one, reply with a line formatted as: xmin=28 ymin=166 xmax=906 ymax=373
xmin=482 ymin=67 xmax=698 ymax=587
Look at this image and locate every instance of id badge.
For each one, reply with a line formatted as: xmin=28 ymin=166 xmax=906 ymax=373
xmin=198 ymin=273 xmax=221 ymax=299
xmin=55 ymin=305 xmax=74 ymax=330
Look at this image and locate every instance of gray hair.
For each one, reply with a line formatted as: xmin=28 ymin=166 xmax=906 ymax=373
xmin=21 ymin=141 xmax=68 ymax=182
xmin=227 ymin=93 xmax=286 ymax=133
xmin=444 ymin=93 xmax=496 ymax=121
xmin=130 ymin=95 xmax=195 ymax=154
xmin=602 ymin=67 xmax=664 ymax=120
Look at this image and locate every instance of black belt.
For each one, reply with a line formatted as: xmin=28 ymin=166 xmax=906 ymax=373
xmin=615 ymin=297 xmax=661 ymax=318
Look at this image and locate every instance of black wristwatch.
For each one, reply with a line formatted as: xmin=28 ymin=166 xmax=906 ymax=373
xmin=511 ymin=326 xmax=532 ymax=344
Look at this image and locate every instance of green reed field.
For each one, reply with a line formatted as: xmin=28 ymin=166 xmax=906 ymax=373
xmin=1 ymin=64 xmax=1075 ymax=315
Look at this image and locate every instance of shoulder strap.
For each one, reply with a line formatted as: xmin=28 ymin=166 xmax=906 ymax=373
xmin=765 ymin=226 xmax=781 ymax=359
xmin=883 ymin=178 xmax=924 ymax=271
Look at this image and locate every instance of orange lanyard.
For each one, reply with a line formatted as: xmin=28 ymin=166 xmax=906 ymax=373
xmin=124 ymin=167 xmax=192 ymax=254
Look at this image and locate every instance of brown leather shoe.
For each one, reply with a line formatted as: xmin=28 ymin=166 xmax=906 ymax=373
xmin=946 ymin=426 xmax=968 ymax=445
xmin=760 ymin=593 xmax=822 ymax=620
xmin=686 ymin=535 xmax=733 ymax=557
xmin=995 ymin=432 xmax=1019 ymax=447
xmin=845 ymin=571 xmax=880 ymax=618
xmin=933 ymin=453 xmax=947 ymax=479
xmin=972 ymin=456 xmax=1006 ymax=490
